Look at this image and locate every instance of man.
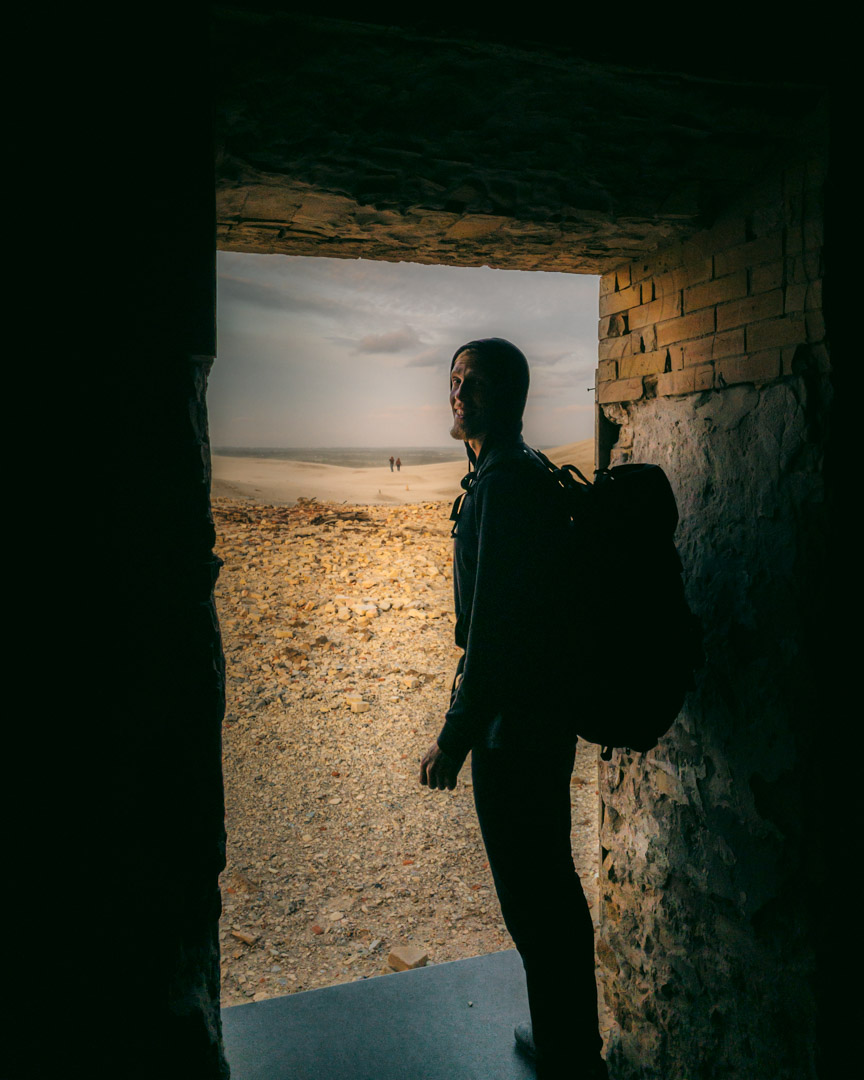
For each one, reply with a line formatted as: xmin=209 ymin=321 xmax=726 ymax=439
xmin=420 ymin=338 xmax=607 ymax=1080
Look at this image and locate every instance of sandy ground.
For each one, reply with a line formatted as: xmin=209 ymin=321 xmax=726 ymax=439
xmin=212 ymin=440 xmax=595 ymax=506
xmin=214 ymin=443 xmax=607 ymax=1040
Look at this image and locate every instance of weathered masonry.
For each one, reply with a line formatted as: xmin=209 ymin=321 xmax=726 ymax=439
xmin=66 ymin=11 xmax=834 ymax=1080
xmin=593 ymin=165 xmax=829 ymax=1077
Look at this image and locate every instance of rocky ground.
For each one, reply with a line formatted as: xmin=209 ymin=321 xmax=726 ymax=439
xmin=214 ymin=496 xmax=601 ymax=1011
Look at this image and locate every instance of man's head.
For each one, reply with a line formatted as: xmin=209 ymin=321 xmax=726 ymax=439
xmin=449 ymin=338 xmax=530 ymax=446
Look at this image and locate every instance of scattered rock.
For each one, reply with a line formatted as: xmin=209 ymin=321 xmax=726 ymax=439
xmin=213 ymin=496 xmax=600 ymax=1010
xmin=388 ymin=945 xmax=429 ymax=971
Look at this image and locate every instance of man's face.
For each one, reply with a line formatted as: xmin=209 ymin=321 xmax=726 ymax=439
xmin=449 ymin=352 xmax=493 ymax=442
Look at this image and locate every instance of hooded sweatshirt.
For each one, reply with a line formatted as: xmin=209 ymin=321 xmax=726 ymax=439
xmin=436 ymin=341 xmax=572 ymax=766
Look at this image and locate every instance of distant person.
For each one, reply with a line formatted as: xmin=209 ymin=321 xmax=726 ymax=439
xmin=420 ymin=338 xmax=607 ymax=1079
xmin=389 ymin=455 xmax=395 ymax=472
xmin=395 ymin=457 xmax=401 ymax=472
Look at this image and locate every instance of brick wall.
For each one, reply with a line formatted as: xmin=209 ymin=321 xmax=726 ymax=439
xmin=595 ymin=160 xmax=825 ymax=427
xmin=594 ymin=156 xmax=828 ymax=1080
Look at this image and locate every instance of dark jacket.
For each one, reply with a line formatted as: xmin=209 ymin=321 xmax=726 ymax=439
xmin=436 ymin=434 xmax=572 ymax=766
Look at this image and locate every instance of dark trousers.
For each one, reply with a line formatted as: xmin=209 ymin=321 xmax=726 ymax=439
xmin=471 ymin=742 xmax=602 ymax=1076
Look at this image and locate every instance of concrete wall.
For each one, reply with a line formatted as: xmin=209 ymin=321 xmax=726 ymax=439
xmin=594 ymin=157 xmax=828 ymax=1079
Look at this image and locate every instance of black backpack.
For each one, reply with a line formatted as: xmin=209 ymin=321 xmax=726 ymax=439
xmin=527 ymin=448 xmax=703 ymax=758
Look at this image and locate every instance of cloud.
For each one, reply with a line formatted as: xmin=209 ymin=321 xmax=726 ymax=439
xmin=217 ymin=273 xmax=349 ymax=318
xmin=352 ymin=326 xmax=422 ymax=354
xmin=404 ymin=347 xmax=445 ymax=368
xmin=527 ymin=350 xmax=574 ymax=368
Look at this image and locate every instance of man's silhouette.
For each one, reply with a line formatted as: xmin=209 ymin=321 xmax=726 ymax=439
xmin=420 ymin=338 xmax=606 ymax=1080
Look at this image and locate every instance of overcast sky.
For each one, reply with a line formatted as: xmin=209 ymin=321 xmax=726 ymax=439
xmin=209 ymin=252 xmax=599 ymax=448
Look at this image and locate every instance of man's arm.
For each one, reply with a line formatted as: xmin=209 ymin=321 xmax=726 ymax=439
xmin=437 ymin=465 xmax=562 ymax=760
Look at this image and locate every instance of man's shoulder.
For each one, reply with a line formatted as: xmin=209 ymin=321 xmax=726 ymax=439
xmin=473 ymin=445 xmax=562 ymax=516
xmin=476 ymin=443 xmax=550 ymax=486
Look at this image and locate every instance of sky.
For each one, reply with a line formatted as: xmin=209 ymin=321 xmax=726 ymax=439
xmin=209 ymin=252 xmax=599 ymax=449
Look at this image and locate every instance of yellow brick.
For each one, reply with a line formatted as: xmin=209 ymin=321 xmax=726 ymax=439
xmin=716 ymin=290 xmax=783 ymax=332
xmin=597 ymin=376 xmax=644 ymax=404
xmin=746 ymin=316 xmax=806 ymax=352
xmin=599 ymin=282 xmax=643 ymax=317
xmin=749 ymin=260 xmax=785 ymax=294
xmin=715 ymin=350 xmax=780 ymax=387
xmin=656 ymin=308 xmax=715 ymax=348
xmin=599 ymin=313 xmax=629 ymax=340
xmin=805 ymin=280 xmax=823 ymax=309
xmin=805 ymin=311 xmax=825 ymax=343
xmin=598 ymin=336 xmax=631 ymax=361
xmin=629 ymin=293 xmax=683 ymax=331
xmin=684 ymin=272 xmax=748 ymax=314
xmin=599 ymin=272 xmax=617 ymax=297
xmin=784 ymin=284 xmax=807 ymax=313
xmin=619 ymin=350 xmax=667 ymax=378
xmin=681 ymin=329 xmax=746 ymax=366
xmin=714 ymin=235 xmax=783 ymax=278
xmin=656 ymin=364 xmax=714 ymax=396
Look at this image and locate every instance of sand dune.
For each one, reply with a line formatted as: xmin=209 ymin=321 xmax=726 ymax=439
xmin=212 ymin=439 xmax=595 ymax=506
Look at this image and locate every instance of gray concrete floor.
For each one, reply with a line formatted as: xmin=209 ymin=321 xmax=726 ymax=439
xmin=222 ymin=949 xmax=537 ymax=1080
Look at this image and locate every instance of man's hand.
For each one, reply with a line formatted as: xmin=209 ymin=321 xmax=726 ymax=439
xmin=419 ymin=741 xmax=460 ymax=791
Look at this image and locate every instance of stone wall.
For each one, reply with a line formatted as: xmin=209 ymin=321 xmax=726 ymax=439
xmin=594 ymin=157 xmax=829 ymax=1079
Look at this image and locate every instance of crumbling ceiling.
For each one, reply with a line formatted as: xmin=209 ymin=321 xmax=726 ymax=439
xmin=214 ymin=10 xmax=828 ymax=274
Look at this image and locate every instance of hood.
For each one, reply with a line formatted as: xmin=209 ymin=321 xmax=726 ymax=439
xmin=450 ymin=337 xmax=530 ymax=456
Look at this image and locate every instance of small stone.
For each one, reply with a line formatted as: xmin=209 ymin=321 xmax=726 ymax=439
xmin=402 ymin=676 xmax=420 ymax=689
xmin=231 ymin=930 xmax=259 ymax=946
xmin=387 ymin=945 xmax=429 ymax=971
xmin=311 ymin=925 xmax=325 ymax=935
xmin=351 ymin=702 xmax=371 ymax=714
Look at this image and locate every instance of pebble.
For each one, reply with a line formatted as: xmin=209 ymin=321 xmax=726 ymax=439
xmin=388 ymin=945 xmax=429 ymax=971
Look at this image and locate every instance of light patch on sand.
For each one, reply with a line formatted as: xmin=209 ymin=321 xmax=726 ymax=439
xmin=211 ymin=440 xmax=595 ymax=506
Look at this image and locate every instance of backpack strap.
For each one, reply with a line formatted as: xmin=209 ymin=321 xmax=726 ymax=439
xmin=524 ymin=445 xmax=594 ymax=495
xmin=449 ymin=461 xmax=477 ymax=537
